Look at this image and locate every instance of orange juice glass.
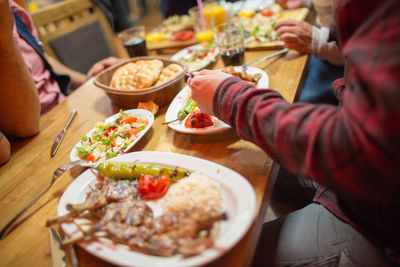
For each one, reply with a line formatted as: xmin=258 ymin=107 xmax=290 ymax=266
xmin=196 ymin=29 xmax=214 ymax=42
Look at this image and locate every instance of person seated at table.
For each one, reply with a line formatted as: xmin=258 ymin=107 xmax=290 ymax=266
xmin=187 ymin=0 xmax=400 ymax=265
xmin=0 ymin=0 xmax=122 ymax=164
xmin=0 ymin=0 xmax=40 ymax=165
xmin=7 ymin=0 xmax=123 ymax=115
xmin=275 ymin=0 xmax=344 ymax=105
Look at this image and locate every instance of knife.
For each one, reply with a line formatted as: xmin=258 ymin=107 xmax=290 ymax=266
xmin=242 ymin=48 xmax=289 ymax=69
xmin=49 ymin=227 xmax=66 ymax=267
xmin=50 ymin=110 xmax=77 ymax=157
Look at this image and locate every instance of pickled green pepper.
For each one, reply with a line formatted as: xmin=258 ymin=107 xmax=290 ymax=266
xmin=96 ymin=161 xmax=191 ymax=181
xmin=163 ymin=99 xmax=197 ymax=124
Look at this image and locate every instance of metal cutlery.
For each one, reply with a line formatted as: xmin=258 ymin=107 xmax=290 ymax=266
xmin=0 ymin=160 xmax=98 ymax=239
xmin=49 ymin=227 xmax=66 ymax=267
xmin=242 ymin=48 xmax=289 ymax=70
xmin=51 ymin=110 xmax=77 ymax=157
xmin=49 ymin=227 xmax=79 ymax=267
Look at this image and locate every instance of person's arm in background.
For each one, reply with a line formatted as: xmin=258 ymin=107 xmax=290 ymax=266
xmin=274 ymin=19 xmax=344 ymax=65
xmin=47 ymin=54 xmax=123 ymax=89
xmin=0 ymin=0 xmax=40 ymax=138
xmin=276 ymin=0 xmax=311 ymax=9
xmin=46 ymin=54 xmax=87 ymax=89
xmin=0 ymin=131 xmax=11 ymax=165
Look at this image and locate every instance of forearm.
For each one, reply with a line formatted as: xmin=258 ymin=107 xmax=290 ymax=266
xmin=0 ymin=131 xmax=11 ymax=165
xmin=46 ymin=55 xmax=87 ymax=89
xmin=0 ymin=35 xmax=40 ymax=137
xmin=311 ymin=26 xmax=344 ymax=66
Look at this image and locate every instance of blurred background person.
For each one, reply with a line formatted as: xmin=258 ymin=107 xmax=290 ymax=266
xmin=0 ymin=0 xmax=40 ymax=164
xmin=159 ymin=0 xmax=197 ymax=18
xmin=8 ymin=0 xmax=122 ymax=115
xmin=276 ymin=0 xmax=344 ymax=105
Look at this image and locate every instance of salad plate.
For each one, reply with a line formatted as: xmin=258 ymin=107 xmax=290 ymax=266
xmin=70 ymin=109 xmax=154 ymax=162
xmin=58 ymin=151 xmax=257 ymax=267
xmin=165 ymin=66 xmax=268 ymax=134
xmin=171 ymin=43 xmax=219 ymax=72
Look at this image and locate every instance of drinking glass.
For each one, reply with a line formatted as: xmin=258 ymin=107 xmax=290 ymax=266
xmin=118 ymin=26 xmax=148 ymax=58
xmin=189 ymin=6 xmax=215 ymax=43
xmin=213 ymin=22 xmax=245 ymax=66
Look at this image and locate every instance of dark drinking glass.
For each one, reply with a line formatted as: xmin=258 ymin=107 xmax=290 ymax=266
xmin=119 ymin=26 xmax=148 ymax=58
xmin=124 ymin=37 xmax=148 ymax=57
xmin=220 ymin=48 xmax=245 ymax=66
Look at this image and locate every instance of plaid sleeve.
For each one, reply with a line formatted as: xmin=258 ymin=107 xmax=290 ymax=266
xmin=214 ymin=0 xmax=400 ymax=204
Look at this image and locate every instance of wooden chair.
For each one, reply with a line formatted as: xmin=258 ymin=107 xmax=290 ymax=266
xmin=30 ymin=0 xmax=123 ymax=73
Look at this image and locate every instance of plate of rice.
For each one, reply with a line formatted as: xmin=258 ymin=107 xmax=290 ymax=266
xmin=57 ymin=151 xmax=257 ymax=267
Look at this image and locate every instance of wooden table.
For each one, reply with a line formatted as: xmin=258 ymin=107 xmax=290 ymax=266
xmin=0 ymin=49 xmax=308 ymax=267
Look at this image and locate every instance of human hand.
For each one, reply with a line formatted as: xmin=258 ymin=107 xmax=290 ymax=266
xmin=275 ymin=19 xmax=312 ymax=53
xmin=87 ymin=57 xmax=124 ymax=78
xmin=187 ymin=69 xmax=232 ymax=116
xmin=276 ymin=0 xmax=304 ymax=9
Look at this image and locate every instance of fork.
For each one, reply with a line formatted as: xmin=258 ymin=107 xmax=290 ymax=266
xmin=0 ymin=160 xmax=98 ymax=239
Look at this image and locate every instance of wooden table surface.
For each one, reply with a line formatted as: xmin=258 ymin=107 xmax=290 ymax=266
xmin=0 ymin=49 xmax=308 ymax=267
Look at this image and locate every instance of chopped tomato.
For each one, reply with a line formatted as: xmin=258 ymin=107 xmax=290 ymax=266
xmin=128 ymin=128 xmax=139 ymax=137
xmin=86 ymin=155 xmax=95 ymax=162
xmin=138 ymin=119 xmax=148 ymax=125
xmin=259 ymin=9 xmax=273 ymax=17
xmin=120 ymin=117 xmax=137 ymax=125
xmin=102 ymin=126 xmax=117 ymax=137
xmin=138 ymin=174 xmax=171 ymax=200
xmin=110 ymin=138 xmax=116 ymax=147
xmin=173 ymin=30 xmax=194 ymax=41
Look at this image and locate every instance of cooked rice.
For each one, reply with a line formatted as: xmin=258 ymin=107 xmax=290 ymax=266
xmin=161 ymin=172 xmax=223 ymax=214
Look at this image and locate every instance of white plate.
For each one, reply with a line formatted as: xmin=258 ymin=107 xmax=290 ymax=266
xmin=165 ymin=66 xmax=268 ymax=134
xmin=58 ymin=151 xmax=256 ymax=267
xmin=70 ymin=109 xmax=154 ymax=162
xmin=171 ymin=44 xmax=219 ymax=72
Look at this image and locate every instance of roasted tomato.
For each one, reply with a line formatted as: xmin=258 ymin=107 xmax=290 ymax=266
xmin=138 ymin=174 xmax=171 ymax=199
xmin=184 ymin=110 xmax=214 ymax=128
xmin=259 ymin=8 xmax=273 ymax=17
xmin=173 ymin=30 xmax=194 ymax=41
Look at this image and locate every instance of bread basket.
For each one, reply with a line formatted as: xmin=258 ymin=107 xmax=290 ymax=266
xmin=94 ymin=56 xmax=187 ymax=108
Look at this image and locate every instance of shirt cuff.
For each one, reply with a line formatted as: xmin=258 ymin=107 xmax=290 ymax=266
xmin=302 ymin=0 xmax=312 ymax=8
xmin=311 ymin=26 xmax=330 ymax=54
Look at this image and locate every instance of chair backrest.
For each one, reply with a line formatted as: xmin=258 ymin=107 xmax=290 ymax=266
xmin=30 ymin=0 xmax=121 ymax=73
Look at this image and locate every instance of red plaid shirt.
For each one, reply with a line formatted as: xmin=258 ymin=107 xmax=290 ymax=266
xmin=214 ymin=0 xmax=400 ymax=250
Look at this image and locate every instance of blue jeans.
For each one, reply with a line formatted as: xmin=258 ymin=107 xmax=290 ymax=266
xmin=252 ymin=204 xmax=392 ymax=266
xmin=299 ymin=55 xmax=344 ymax=105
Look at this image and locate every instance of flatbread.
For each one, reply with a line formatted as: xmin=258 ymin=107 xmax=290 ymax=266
xmin=110 ymin=59 xmax=164 ymax=90
xmin=155 ymin=63 xmax=183 ymax=85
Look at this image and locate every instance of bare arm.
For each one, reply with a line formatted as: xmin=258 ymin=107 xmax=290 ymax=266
xmin=46 ymin=54 xmax=87 ymax=89
xmin=0 ymin=131 xmax=10 ymax=165
xmin=0 ymin=0 xmax=40 ymax=137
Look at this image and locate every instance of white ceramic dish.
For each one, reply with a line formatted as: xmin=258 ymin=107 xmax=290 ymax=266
xmin=165 ymin=66 xmax=268 ymax=134
xmin=70 ymin=109 xmax=154 ymax=162
xmin=171 ymin=43 xmax=219 ymax=72
xmin=58 ymin=151 xmax=257 ymax=267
